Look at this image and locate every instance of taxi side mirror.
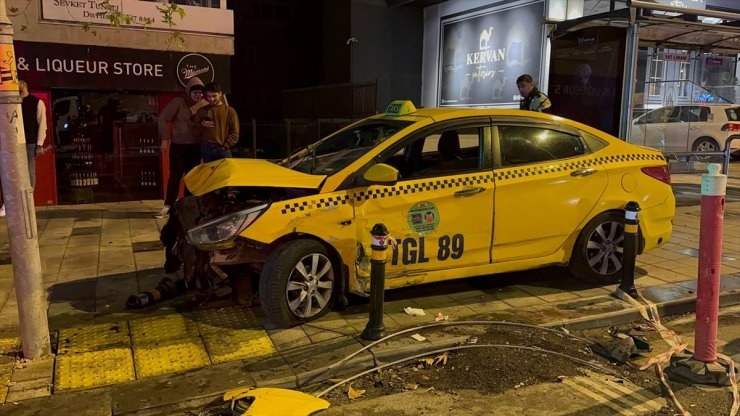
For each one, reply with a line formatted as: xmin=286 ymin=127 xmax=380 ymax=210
xmin=362 ymin=163 xmax=399 ymax=186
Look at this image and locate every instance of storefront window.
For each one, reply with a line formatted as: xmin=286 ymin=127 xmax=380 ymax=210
xmin=648 ymin=56 xmax=665 ymax=96
xmin=53 ymin=90 xmax=161 ymax=204
xmin=678 ymin=61 xmax=690 ymax=98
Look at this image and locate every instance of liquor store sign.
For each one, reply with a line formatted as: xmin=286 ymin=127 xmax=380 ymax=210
xmin=13 ymin=42 xmax=230 ymax=92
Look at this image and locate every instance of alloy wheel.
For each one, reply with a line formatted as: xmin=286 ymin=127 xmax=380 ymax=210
xmin=584 ymin=220 xmax=625 ymax=277
xmin=285 ymin=253 xmax=335 ymax=318
xmin=695 ymin=140 xmax=718 ymax=152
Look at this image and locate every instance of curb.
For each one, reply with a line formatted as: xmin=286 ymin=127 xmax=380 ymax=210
xmin=541 ymin=288 xmax=740 ymax=330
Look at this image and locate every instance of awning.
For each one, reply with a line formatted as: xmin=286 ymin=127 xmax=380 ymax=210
xmin=551 ymin=4 xmax=740 ymax=54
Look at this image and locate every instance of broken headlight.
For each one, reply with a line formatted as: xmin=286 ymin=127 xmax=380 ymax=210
xmin=186 ymin=203 xmax=269 ymax=246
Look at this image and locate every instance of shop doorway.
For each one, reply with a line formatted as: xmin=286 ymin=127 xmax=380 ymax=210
xmin=51 ymin=90 xmax=162 ymax=204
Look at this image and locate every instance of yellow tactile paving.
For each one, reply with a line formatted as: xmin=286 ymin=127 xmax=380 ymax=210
xmin=57 ymin=322 xmax=130 ymax=355
xmin=203 ymin=329 xmax=276 ymax=364
xmin=133 ymin=337 xmax=210 ymax=378
xmin=194 ymin=306 xmax=262 ymax=334
xmin=54 ymin=348 xmax=135 ymax=391
xmin=129 ymin=314 xmax=199 ymax=344
xmin=0 ymin=363 xmax=13 ymax=404
xmin=0 ymin=337 xmax=20 ymax=355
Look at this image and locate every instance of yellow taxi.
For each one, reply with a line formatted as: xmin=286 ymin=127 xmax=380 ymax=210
xmin=181 ymin=100 xmax=675 ymax=327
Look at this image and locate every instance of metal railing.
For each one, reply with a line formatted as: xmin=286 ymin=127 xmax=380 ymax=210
xmin=232 ymin=118 xmax=356 ymax=160
xmin=282 ymin=81 xmax=378 ymax=120
xmin=664 ymin=136 xmax=738 ymax=175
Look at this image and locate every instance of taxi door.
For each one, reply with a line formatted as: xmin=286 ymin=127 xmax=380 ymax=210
xmin=492 ymin=121 xmax=608 ymax=262
xmin=352 ymin=120 xmax=494 ymax=285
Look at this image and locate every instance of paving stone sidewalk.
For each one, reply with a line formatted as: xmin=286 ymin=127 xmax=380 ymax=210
xmin=0 ymin=200 xmax=738 ymax=413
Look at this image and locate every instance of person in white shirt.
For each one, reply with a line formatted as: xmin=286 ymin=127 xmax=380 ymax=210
xmin=0 ymin=80 xmax=47 ymax=218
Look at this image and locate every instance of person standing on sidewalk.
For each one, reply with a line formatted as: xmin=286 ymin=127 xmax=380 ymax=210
xmin=193 ymin=82 xmax=239 ymax=163
xmin=154 ymin=77 xmax=208 ymax=219
xmin=1 ymin=80 xmax=47 ymax=218
xmin=516 ymin=74 xmax=552 ymax=113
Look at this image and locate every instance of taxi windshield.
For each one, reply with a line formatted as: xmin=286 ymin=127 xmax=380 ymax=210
xmin=285 ymin=119 xmax=413 ymax=175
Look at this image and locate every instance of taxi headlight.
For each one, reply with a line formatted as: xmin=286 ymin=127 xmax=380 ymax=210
xmin=186 ymin=204 xmax=268 ymax=246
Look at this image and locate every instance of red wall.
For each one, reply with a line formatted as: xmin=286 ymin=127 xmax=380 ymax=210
xmin=158 ymin=92 xmax=183 ymax=201
xmin=33 ymin=90 xmax=57 ymax=206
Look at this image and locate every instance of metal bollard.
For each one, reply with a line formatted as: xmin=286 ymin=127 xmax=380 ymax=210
xmin=618 ymin=201 xmax=640 ymax=299
xmin=694 ymin=163 xmax=727 ymax=363
xmin=361 ymin=224 xmax=389 ymax=341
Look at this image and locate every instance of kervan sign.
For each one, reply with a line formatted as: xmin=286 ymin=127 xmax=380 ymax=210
xmin=41 ymin=0 xmax=234 ymax=36
xmin=14 ymin=41 xmax=230 ymax=92
xmin=438 ymin=1 xmax=545 ymax=107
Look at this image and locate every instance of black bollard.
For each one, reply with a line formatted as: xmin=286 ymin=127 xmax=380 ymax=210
xmin=361 ymin=224 xmax=389 ymax=341
xmin=618 ymin=201 xmax=640 ymax=299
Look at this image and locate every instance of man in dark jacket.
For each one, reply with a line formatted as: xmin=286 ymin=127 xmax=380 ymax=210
xmin=517 ymin=74 xmax=552 ymax=113
xmin=155 ymin=77 xmax=208 ymax=219
xmin=193 ymin=82 xmax=239 ymax=162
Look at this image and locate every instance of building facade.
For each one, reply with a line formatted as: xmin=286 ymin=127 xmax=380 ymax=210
xmin=8 ymin=0 xmax=234 ymax=205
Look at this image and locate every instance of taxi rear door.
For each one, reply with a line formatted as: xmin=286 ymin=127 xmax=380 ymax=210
xmin=352 ymin=119 xmax=494 ymax=285
xmin=491 ymin=119 xmax=608 ymax=262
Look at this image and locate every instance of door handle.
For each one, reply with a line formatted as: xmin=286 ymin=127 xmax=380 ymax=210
xmin=454 ymin=187 xmax=485 ymax=197
xmin=570 ymin=168 xmax=597 ymax=177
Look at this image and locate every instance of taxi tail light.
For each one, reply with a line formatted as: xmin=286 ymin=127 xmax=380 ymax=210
xmin=641 ymin=166 xmax=671 ymax=185
xmin=720 ymin=123 xmax=740 ymax=133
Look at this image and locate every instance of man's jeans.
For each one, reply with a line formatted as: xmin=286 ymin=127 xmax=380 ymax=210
xmin=26 ymin=144 xmax=36 ymax=189
xmin=201 ymin=144 xmax=232 ymax=163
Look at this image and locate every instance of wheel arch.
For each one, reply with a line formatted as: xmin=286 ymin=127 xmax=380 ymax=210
xmin=568 ymin=208 xmax=646 ymax=265
xmin=692 ymin=135 xmax=719 ymax=150
xmin=265 ymin=232 xmax=351 ymax=294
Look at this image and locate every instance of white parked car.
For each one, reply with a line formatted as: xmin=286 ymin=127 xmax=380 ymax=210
xmin=631 ymin=105 xmax=740 ymax=158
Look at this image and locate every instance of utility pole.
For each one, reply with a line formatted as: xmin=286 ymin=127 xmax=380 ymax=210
xmin=0 ymin=0 xmax=50 ymax=358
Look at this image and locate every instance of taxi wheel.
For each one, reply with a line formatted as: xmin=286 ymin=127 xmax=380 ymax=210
xmin=570 ymin=212 xmax=625 ymax=284
xmin=260 ymin=239 xmax=336 ymax=327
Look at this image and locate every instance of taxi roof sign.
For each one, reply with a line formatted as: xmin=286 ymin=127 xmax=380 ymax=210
xmin=385 ymin=100 xmax=416 ymax=116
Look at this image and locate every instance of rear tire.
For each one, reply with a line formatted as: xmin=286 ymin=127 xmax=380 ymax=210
xmin=692 ymin=137 xmax=720 ymax=162
xmin=569 ymin=211 xmax=626 ymax=284
xmin=259 ymin=239 xmax=337 ymax=328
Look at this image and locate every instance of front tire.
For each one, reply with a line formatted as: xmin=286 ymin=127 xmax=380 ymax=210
xmin=570 ymin=212 xmax=626 ymax=284
xmin=260 ymin=239 xmax=337 ymax=327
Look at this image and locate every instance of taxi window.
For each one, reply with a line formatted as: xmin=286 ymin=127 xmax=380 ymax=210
xmin=498 ymin=126 xmax=586 ymax=166
xmin=383 ymin=126 xmax=487 ymax=180
xmin=287 ymin=120 xmax=413 ymax=175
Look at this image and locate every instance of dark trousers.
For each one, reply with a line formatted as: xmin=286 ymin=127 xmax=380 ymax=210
xmin=26 ymin=144 xmax=36 ymax=189
xmin=165 ymin=143 xmax=201 ymax=207
xmin=201 ymin=144 xmax=232 ymax=163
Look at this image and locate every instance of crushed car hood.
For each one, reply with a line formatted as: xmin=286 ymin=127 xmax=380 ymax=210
xmin=184 ymin=158 xmax=327 ymax=196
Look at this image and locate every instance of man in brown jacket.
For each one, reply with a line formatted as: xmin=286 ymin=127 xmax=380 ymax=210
xmin=194 ymin=82 xmax=239 ymax=162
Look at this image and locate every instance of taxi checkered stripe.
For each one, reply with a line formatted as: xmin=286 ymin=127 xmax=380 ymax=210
xmin=280 ymin=173 xmax=494 ymax=214
xmin=278 ymin=153 xmax=664 ymax=214
xmin=280 ymin=195 xmax=351 ymax=214
xmin=495 ymin=153 xmax=665 ymax=181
